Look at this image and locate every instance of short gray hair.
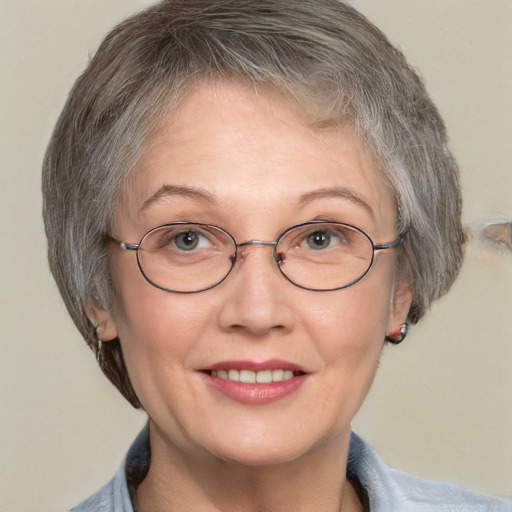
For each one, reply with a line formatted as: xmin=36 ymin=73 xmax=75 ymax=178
xmin=43 ymin=0 xmax=465 ymax=407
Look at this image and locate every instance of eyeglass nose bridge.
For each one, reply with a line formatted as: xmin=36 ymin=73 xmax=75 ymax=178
xmin=235 ymin=240 xmax=283 ymax=265
xmin=238 ymin=240 xmax=277 ymax=248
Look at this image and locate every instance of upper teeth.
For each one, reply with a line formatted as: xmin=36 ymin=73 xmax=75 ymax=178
xmin=211 ymin=369 xmax=295 ymax=384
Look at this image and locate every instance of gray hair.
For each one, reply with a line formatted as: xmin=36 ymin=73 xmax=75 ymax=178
xmin=42 ymin=0 xmax=465 ymax=407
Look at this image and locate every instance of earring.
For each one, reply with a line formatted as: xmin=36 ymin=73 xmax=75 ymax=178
xmin=385 ymin=322 xmax=409 ymax=344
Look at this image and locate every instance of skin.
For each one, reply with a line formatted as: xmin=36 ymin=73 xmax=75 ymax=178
xmin=90 ymin=80 xmax=412 ymax=512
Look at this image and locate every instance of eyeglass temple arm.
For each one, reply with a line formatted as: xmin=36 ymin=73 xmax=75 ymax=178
xmin=107 ymin=235 xmax=139 ymax=251
xmin=373 ymin=233 xmax=406 ymax=252
xmin=120 ymin=242 xmax=140 ymax=251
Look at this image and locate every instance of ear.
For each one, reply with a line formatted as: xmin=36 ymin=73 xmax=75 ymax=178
xmin=386 ymin=277 xmax=413 ymax=338
xmin=85 ymin=299 xmax=118 ymax=342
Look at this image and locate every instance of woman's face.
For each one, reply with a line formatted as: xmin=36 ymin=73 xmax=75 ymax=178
xmin=94 ymin=80 xmax=411 ymax=466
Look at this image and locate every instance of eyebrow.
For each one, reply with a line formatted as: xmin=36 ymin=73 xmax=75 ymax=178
xmin=141 ymin=183 xmax=374 ymax=218
xmin=141 ymin=184 xmax=217 ymax=210
xmin=299 ymin=187 xmax=375 ymax=219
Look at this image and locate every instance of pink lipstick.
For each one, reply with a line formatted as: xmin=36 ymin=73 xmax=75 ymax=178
xmin=199 ymin=359 xmax=308 ymax=404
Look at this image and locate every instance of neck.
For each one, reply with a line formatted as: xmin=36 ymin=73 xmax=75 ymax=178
xmin=137 ymin=422 xmax=363 ymax=512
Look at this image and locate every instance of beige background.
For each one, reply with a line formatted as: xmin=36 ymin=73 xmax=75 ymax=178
xmin=1 ymin=1 xmax=511 ymax=511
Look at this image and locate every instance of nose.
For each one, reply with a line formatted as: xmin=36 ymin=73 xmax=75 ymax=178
xmin=216 ymin=243 xmax=295 ymax=337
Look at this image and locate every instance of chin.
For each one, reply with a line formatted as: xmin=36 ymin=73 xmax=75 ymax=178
xmin=211 ymin=444 xmax=306 ymax=467
xmin=200 ymin=426 xmax=331 ymax=468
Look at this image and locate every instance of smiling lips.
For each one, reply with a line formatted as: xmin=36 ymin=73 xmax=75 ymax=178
xmin=201 ymin=361 xmax=308 ymax=404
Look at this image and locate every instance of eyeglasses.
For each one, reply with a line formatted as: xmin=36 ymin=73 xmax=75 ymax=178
xmin=110 ymin=221 xmax=404 ymax=293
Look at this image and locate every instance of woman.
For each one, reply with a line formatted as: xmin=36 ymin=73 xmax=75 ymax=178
xmin=42 ymin=1 xmax=511 ymax=511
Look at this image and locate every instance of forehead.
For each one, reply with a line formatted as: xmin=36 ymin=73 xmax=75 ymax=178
xmin=115 ymin=79 xmax=395 ymax=233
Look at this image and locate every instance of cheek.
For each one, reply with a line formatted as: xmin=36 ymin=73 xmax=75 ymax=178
xmin=115 ymin=287 xmax=209 ymax=355
xmin=299 ymin=278 xmax=392 ymax=424
xmin=301 ymin=274 xmax=393 ymax=354
xmin=111 ymin=288 xmax=221 ymax=419
xmin=109 ymin=257 xmax=212 ymax=377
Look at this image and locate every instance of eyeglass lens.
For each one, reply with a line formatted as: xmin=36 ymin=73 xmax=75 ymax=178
xmin=136 ymin=222 xmax=375 ymax=293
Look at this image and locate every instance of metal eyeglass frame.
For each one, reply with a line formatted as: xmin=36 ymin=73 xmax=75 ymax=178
xmin=109 ymin=220 xmax=405 ymax=293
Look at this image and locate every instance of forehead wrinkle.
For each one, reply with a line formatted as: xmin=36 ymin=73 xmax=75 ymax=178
xmin=141 ymin=184 xmax=217 ymax=211
xmin=299 ymin=187 xmax=375 ymax=220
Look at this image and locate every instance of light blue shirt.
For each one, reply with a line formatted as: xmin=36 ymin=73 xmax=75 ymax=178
xmin=71 ymin=428 xmax=512 ymax=511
